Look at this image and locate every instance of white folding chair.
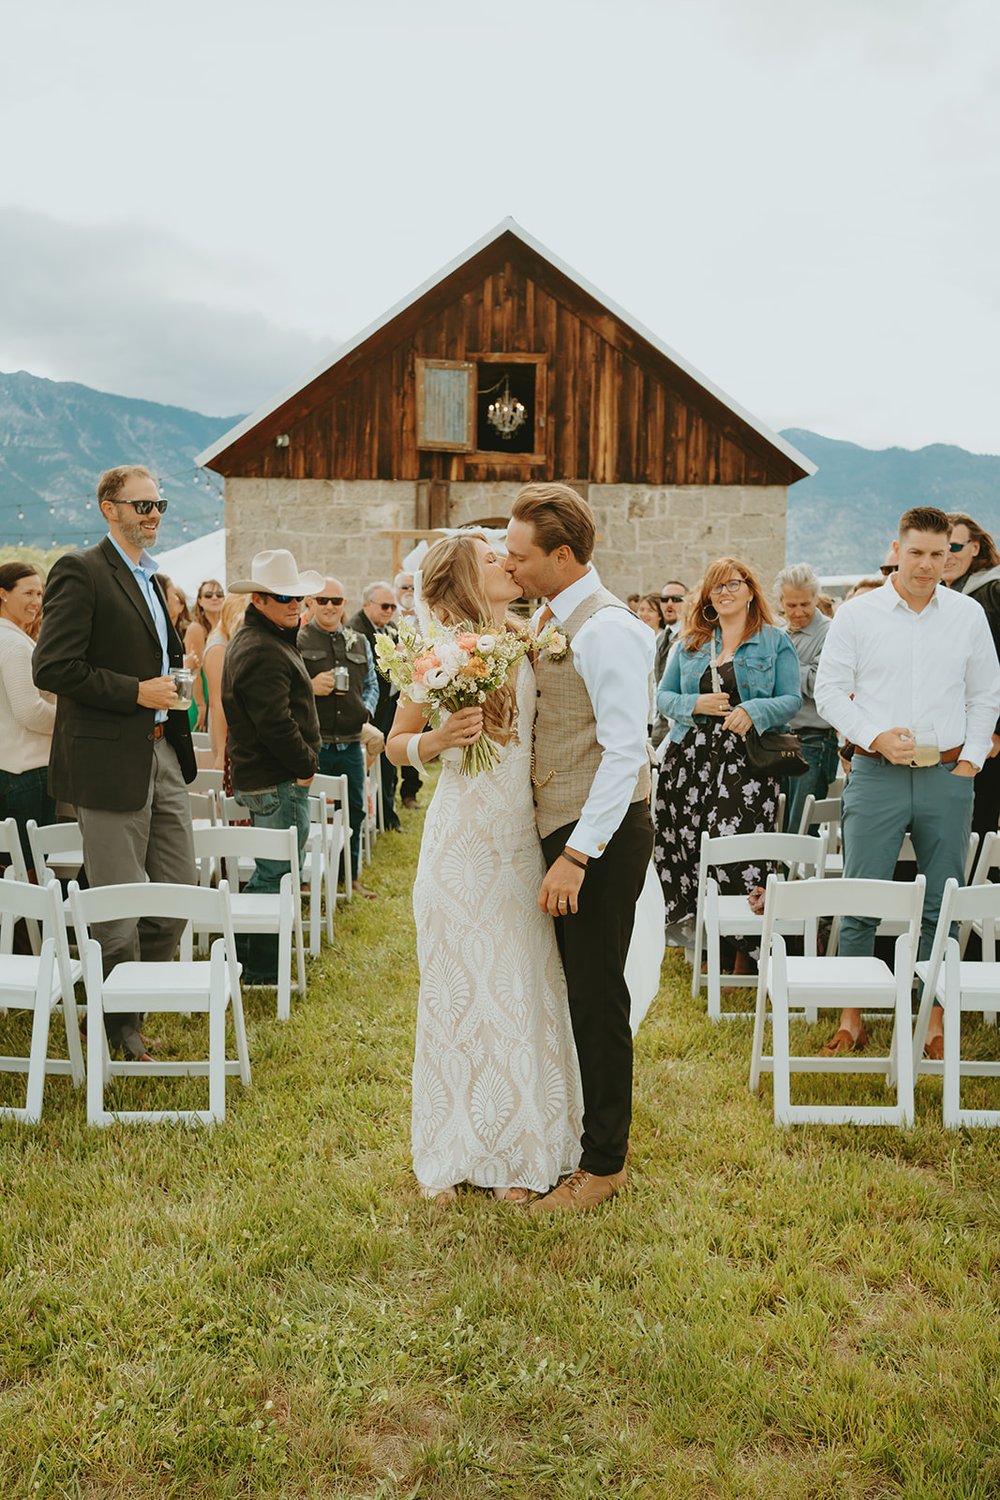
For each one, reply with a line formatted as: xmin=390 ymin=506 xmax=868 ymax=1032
xmin=691 ymin=831 xmax=828 ymax=1022
xmin=192 ymin=824 xmax=305 ymax=1021
xmin=188 ymin=790 xmax=218 ymax=830
xmin=0 ymin=816 xmax=39 ymax=953
xmin=309 ymin=773 xmax=353 ymax=905
xmin=775 ymin=791 xmax=786 ymax=834
xmin=0 ymin=873 xmax=84 ymax=1122
xmin=796 ymin=794 xmax=843 ymax=873
xmin=194 ymin=746 xmax=217 ymax=770
xmin=217 ymin=792 xmax=325 ymax=958
xmin=749 ymin=875 xmax=925 ymax=1126
xmin=69 ymin=880 xmax=250 ymax=1126
xmin=26 ymin=818 xmax=84 ymax=884
xmin=960 ymin=832 xmax=1000 ymax=1025
xmin=912 ymin=879 xmax=1000 ymax=1124
xmin=191 ymin=731 xmax=212 ymax=751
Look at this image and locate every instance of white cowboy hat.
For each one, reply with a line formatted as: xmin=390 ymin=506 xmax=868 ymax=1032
xmin=229 ymin=548 xmax=325 ymax=597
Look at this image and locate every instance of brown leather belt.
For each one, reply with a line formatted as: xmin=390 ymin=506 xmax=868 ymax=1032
xmin=853 ymin=744 xmax=961 ymax=766
xmin=149 ymin=723 xmax=167 ymax=741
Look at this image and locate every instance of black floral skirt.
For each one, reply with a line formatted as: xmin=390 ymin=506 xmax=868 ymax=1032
xmin=653 ymin=722 xmax=780 ymax=938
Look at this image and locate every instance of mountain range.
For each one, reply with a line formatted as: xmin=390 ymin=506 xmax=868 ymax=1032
xmin=0 ymin=370 xmax=236 ymax=551
xmin=0 ymin=369 xmax=996 ymax=574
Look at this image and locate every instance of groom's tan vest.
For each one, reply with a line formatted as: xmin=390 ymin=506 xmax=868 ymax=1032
xmin=532 ymin=585 xmax=651 ymax=840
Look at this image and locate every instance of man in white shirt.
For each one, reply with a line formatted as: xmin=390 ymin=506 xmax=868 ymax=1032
xmin=815 ymin=506 xmax=1000 ymax=1058
xmin=506 ymin=484 xmax=654 ymax=1212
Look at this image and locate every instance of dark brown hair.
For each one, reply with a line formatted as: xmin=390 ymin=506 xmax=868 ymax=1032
xmin=0 ymin=561 xmax=41 ymax=600
xmin=96 ymin=465 xmax=157 ymax=507
xmin=898 ymin=506 xmax=950 ymax=537
xmin=640 ymin=593 xmax=668 ymax=629
xmin=682 ymin=557 xmax=775 ymax=651
xmin=511 ymin=483 xmax=595 ymax=563
xmin=946 ymin=511 xmax=1000 ymax=573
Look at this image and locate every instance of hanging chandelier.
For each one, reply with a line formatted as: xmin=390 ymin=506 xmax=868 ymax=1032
xmin=486 ymin=375 xmax=527 ymax=440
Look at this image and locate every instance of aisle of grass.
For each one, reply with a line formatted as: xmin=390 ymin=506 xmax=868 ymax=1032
xmin=1 ymin=797 xmax=999 ymax=1499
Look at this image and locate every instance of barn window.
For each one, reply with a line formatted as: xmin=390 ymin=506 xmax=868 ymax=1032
xmin=415 ymin=359 xmax=476 ymax=451
xmin=471 ymin=353 xmax=548 ymax=461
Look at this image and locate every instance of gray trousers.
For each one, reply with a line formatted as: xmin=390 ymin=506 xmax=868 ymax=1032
xmin=840 ymin=757 xmax=974 ymax=962
xmin=77 ymin=737 xmax=196 ymax=1036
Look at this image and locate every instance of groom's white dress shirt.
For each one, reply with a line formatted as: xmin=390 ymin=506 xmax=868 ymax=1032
xmin=534 ymin=565 xmax=653 ymax=859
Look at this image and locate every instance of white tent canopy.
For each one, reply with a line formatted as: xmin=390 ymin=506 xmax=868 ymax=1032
xmin=154 ymin=529 xmax=227 ymax=598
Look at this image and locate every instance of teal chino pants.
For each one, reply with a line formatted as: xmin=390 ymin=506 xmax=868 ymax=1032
xmin=840 ymin=758 xmax=974 ymax=961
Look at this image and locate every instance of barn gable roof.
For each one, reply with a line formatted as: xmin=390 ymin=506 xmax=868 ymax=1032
xmin=196 ymin=217 xmax=814 ymax=479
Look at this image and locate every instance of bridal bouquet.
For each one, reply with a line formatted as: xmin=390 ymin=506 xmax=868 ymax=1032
xmin=374 ymin=619 xmax=528 ymax=776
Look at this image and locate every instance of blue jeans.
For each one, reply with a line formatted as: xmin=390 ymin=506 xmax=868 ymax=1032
xmin=784 ymin=729 xmax=840 ymax=834
xmin=318 ymin=742 xmax=364 ymax=880
xmin=0 ymin=765 xmax=55 ymax=872
xmin=233 ymin=780 xmax=310 ymax=982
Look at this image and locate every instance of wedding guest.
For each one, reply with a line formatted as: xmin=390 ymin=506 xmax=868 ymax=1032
xmin=636 ymin=593 xmax=666 ymax=633
xmin=223 ymin=550 xmax=323 ymax=984
xmin=184 ymin=578 xmax=225 ymax=730
xmin=0 ymin=563 xmax=56 ymax=869
xmin=299 ymin=578 xmax=379 ymax=899
xmin=815 ymin=594 xmax=835 ymax=619
xmin=202 ymin=594 xmax=248 ymax=769
xmin=394 ymin=571 xmax=422 ymax=809
xmin=33 ymin=464 xmax=197 ymax=1061
xmin=626 ymin=593 xmax=641 ymax=613
xmin=653 ymin=558 xmax=800 ymax=967
xmin=943 ymin=512 xmax=1000 ymax=838
xmin=845 ymin=576 xmax=883 ymax=600
xmin=351 ymin=582 xmax=402 ymax=831
xmin=774 ymin=564 xmax=839 ymax=833
xmin=815 ymin=506 xmax=1000 ymax=1059
xmin=158 ymin=574 xmax=192 ymax=638
xmin=651 ymin=581 xmax=688 ymax=750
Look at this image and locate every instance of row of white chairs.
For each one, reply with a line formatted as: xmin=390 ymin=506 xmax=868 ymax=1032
xmin=748 ymin=869 xmax=1000 ymax=1128
xmin=0 ymin=749 xmax=386 ymax=1125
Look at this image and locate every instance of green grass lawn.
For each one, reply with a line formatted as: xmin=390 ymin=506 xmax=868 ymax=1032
xmin=1 ymin=799 xmax=999 ymax=1499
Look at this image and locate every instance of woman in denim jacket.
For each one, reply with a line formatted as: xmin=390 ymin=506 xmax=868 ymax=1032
xmin=653 ymin=557 xmax=801 ymax=964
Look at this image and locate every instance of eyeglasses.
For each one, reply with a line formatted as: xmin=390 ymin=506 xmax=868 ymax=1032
xmin=268 ymin=593 xmax=304 ymax=605
xmin=117 ymin=499 xmax=168 ymax=515
xmin=200 ymin=589 xmax=225 ymax=599
xmin=314 ymin=596 xmax=344 ymax=606
xmin=879 ymin=564 xmax=898 ymax=576
xmin=709 ymin=579 xmax=747 ymax=597
xmin=949 ymin=540 xmax=971 ymax=552
xmin=660 ymin=593 xmax=685 ymax=604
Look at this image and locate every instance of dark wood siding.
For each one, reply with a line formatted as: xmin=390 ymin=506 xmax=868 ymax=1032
xmin=212 ymin=233 xmax=803 ymax=487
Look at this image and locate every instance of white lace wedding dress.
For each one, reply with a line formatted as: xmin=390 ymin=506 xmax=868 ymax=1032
xmin=411 ymin=659 xmax=583 ymax=1194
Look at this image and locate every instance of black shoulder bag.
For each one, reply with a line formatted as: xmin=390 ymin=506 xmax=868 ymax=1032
xmin=710 ymin=636 xmax=809 ymax=777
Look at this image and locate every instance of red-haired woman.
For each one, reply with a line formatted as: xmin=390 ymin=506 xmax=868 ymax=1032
xmin=653 ymin=557 xmax=801 ymax=955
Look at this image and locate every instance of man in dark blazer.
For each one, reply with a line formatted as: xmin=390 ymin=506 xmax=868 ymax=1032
xmin=33 ymin=464 xmax=197 ymax=1059
xmin=350 ymin=581 xmax=401 ymax=830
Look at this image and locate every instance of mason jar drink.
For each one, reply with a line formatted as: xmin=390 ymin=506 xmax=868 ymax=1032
xmin=909 ymin=725 xmax=940 ymax=767
xmin=168 ymin=667 xmax=195 ymax=711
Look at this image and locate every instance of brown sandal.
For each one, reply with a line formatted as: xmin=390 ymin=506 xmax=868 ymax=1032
xmin=492 ymin=1186 xmax=536 ymax=1204
xmin=818 ymin=1024 xmax=868 ymax=1057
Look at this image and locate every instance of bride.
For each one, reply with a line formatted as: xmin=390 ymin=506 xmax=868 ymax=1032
xmin=385 ymin=533 xmax=583 ymax=1204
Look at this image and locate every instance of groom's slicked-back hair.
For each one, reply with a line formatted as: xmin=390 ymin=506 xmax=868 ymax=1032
xmin=511 ymin=483 xmax=595 ymax=564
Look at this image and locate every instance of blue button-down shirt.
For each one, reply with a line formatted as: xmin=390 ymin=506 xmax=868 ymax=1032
xmin=108 ymin=534 xmax=170 ymax=722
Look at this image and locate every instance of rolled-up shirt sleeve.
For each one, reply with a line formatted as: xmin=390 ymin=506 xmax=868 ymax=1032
xmin=566 ymin=613 xmax=653 ymax=859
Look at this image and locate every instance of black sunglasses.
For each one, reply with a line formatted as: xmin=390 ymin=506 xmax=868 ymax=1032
xmin=660 ymin=593 xmax=685 ymax=603
xmin=268 ymin=593 xmax=304 ymax=604
xmin=118 ymin=498 xmax=168 ymax=515
xmin=879 ymin=564 xmax=898 ymax=576
xmin=376 ymin=602 xmax=395 ymax=611
xmin=200 ymin=588 xmax=225 ymax=599
xmin=314 ymin=595 xmax=344 ymax=606
xmin=949 ymin=540 xmax=970 ymax=552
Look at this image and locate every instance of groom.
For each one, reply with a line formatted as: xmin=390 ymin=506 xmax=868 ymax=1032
xmin=505 ymin=483 xmax=654 ymax=1212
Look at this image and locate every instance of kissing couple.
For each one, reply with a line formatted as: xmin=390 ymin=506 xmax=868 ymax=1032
xmin=386 ymin=483 xmax=658 ymax=1211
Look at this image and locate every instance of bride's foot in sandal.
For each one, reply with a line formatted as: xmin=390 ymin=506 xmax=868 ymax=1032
xmin=493 ymin=1186 xmax=535 ymax=1204
xmin=419 ymin=1184 xmax=458 ymax=1204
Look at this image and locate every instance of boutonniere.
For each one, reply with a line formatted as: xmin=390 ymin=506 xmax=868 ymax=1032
xmin=341 ymin=626 xmax=358 ymax=648
xmin=535 ymin=623 xmax=569 ymax=662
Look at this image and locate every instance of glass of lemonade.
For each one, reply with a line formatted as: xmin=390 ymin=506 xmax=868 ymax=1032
xmin=168 ymin=667 xmax=194 ymax=711
xmin=909 ymin=725 xmax=940 ymax=767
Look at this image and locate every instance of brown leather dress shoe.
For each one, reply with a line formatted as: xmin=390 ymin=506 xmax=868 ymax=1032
xmin=528 ymin=1167 xmax=627 ymax=1214
xmin=924 ymin=1034 xmax=945 ymax=1061
xmin=818 ymin=1024 xmax=868 ymax=1058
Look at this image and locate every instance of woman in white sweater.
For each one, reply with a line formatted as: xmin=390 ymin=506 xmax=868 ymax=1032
xmin=0 ymin=562 xmax=56 ymax=870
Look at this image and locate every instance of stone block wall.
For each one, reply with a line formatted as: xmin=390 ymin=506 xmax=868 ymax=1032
xmin=225 ymin=478 xmax=789 ymax=609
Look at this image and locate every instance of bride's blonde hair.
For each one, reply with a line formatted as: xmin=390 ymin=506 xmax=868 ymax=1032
xmin=419 ymin=533 xmax=523 ymax=746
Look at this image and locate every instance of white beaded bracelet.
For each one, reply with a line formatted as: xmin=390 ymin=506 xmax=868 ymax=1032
xmin=406 ymin=734 xmax=425 ymax=771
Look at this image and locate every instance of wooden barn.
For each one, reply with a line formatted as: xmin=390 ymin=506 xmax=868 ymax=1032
xmin=197 ymin=219 xmax=813 ymax=603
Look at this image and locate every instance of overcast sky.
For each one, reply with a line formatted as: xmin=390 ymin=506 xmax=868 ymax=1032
xmin=1 ymin=0 xmax=996 ymax=453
